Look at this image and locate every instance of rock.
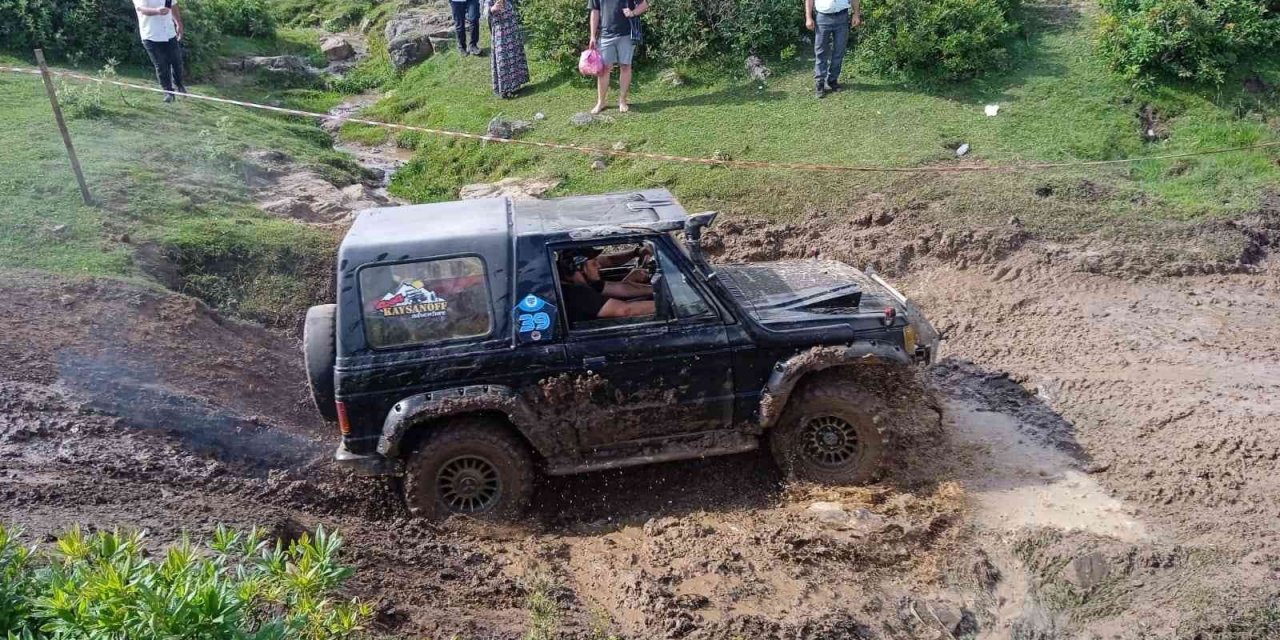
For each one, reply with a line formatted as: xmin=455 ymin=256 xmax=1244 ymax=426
xmin=257 ymin=171 xmax=390 ymax=223
xmin=320 ymin=36 xmax=355 ymax=62
xmin=486 ymin=115 xmax=534 ymax=140
xmin=806 ymin=502 xmax=849 ymax=527
xmin=534 ymin=112 xmax=546 ymax=120
xmin=611 ymin=140 xmax=628 ymax=152
xmin=590 ymin=158 xmax=608 ymax=171
xmin=50 ymin=224 xmax=68 ymax=235
xmin=459 ymin=177 xmax=560 ymax=201
xmin=227 ymin=55 xmax=319 ymax=78
xmin=745 ymin=55 xmax=771 ymax=82
xmin=1008 ymin=216 xmax=1022 ymax=227
xmin=659 ymin=68 xmax=685 ymax=86
xmin=384 ymin=6 xmax=454 ymax=71
xmin=59 ymin=295 xmax=75 ymax=308
xmin=571 ymin=111 xmax=613 ymax=127
xmin=1063 ymin=552 xmax=1110 ymax=591
xmin=985 ymin=104 xmax=1000 ymax=116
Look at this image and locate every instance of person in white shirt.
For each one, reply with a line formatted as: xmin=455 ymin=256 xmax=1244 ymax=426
xmin=805 ymin=0 xmax=860 ymax=98
xmin=133 ymin=0 xmax=186 ymax=103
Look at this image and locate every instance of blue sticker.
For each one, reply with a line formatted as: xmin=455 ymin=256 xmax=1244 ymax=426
xmin=514 ymin=294 xmax=556 ymax=343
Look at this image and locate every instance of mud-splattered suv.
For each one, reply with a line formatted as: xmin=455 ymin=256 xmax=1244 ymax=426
xmin=304 ymin=189 xmax=939 ymax=520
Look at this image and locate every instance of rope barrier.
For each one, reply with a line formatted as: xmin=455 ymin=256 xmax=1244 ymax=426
xmin=4 ymin=64 xmax=1279 ymax=174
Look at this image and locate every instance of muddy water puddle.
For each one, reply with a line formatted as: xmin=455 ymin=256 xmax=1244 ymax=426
xmin=945 ymin=400 xmax=1150 ymax=541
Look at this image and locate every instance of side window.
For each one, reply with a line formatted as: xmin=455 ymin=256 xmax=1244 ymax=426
xmin=359 ymin=257 xmax=491 ymax=349
xmin=655 ymin=245 xmax=713 ymax=319
xmin=556 ymin=241 xmax=658 ymax=330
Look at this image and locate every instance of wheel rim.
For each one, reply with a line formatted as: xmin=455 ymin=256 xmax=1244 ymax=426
xmin=798 ymin=415 xmax=862 ymax=468
xmin=437 ymin=455 xmax=502 ymax=513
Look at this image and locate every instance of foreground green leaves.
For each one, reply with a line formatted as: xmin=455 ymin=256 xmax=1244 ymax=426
xmin=0 ymin=523 xmax=371 ymax=640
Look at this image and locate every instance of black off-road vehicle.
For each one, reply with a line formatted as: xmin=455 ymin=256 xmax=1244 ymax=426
xmin=305 ymin=189 xmax=939 ymax=520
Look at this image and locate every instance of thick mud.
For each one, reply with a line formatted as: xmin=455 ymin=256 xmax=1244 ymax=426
xmin=3 ymin=193 xmax=1280 ymax=638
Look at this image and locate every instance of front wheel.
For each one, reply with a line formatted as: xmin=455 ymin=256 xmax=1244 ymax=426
xmin=769 ymin=382 xmax=886 ymax=485
xmin=403 ymin=417 xmax=535 ymax=521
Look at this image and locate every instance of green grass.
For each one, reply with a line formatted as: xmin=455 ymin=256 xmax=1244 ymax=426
xmin=347 ymin=1 xmax=1278 ymax=244
xmin=0 ymin=52 xmax=352 ymax=325
xmin=2 ymin=0 xmax=1277 ymax=327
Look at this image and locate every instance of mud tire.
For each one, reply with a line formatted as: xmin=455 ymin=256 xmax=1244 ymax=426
xmin=404 ymin=417 xmax=535 ymax=522
xmin=770 ymin=382 xmax=886 ymax=485
xmin=303 ymin=304 xmax=338 ymax=422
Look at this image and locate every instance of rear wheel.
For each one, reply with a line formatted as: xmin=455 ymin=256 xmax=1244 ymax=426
xmin=303 ymin=304 xmax=338 ymax=422
xmin=770 ymin=382 xmax=886 ymax=485
xmin=403 ymin=417 xmax=535 ymax=521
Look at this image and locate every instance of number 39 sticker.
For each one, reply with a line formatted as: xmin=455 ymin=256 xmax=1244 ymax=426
xmin=514 ymin=294 xmax=557 ymax=344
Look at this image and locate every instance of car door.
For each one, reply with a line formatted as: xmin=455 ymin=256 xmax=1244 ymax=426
xmin=559 ymin=238 xmax=735 ymax=449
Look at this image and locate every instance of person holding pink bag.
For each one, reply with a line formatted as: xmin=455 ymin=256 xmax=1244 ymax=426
xmin=588 ymin=0 xmax=648 ymax=113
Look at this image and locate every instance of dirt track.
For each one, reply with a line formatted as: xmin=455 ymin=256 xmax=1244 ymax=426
xmin=2 ymin=199 xmax=1279 ymax=638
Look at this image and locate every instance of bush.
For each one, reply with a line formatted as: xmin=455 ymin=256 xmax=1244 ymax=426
xmin=521 ymin=0 xmax=804 ymax=68
xmin=0 ymin=0 xmax=225 ymax=76
xmin=1099 ymin=0 xmax=1280 ymax=87
xmin=856 ymin=0 xmax=1022 ymax=79
xmin=206 ymin=0 xmax=277 ymax=37
xmin=521 ymin=0 xmax=585 ymax=67
xmin=0 ymin=523 xmax=372 ymax=639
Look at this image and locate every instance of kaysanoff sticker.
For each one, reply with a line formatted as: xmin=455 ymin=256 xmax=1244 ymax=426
xmin=514 ymin=294 xmax=556 ymax=343
xmin=376 ymin=280 xmax=449 ymax=319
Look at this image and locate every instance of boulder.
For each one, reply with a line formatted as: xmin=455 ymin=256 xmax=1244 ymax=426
xmin=570 ymin=111 xmax=614 ymax=127
xmin=806 ymin=502 xmax=849 ymax=527
xmin=485 ymin=116 xmax=534 ymax=140
xmin=223 ymin=55 xmax=320 ymax=79
xmin=1063 ymin=552 xmax=1110 ymax=591
xmin=459 ymin=177 xmax=560 ymax=201
xmin=384 ymin=7 xmax=454 ymax=71
xmin=320 ymin=36 xmax=355 ymax=62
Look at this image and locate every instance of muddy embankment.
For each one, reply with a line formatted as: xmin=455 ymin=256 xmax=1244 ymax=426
xmin=4 ymin=157 xmax=1280 ymax=637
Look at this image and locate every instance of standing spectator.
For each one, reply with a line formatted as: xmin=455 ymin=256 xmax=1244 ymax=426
xmin=451 ymin=0 xmax=482 ymax=56
xmin=133 ymin=0 xmax=186 ymax=103
xmin=805 ymin=0 xmax=860 ymax=98
xmin=489 ymin=0 xmax=530 ymax=98
xmin=588 ymin=0 xmax=648 ymax=114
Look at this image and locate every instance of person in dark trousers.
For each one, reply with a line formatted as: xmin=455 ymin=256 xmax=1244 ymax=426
xmin=588 ymin=0 xmax=649 ymax=113
xmin=133 ymin=0 xmax=186 ymax=102
xmin=805 ymin=0 xmax=860 ymax=98
xmin=450 ymin=0 xmax=482 ymax=56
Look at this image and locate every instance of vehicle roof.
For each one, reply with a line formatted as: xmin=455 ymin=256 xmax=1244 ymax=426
xmin=340 ymin=188 xmax=688 ymax=265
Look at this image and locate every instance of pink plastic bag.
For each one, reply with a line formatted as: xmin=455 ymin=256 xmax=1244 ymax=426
xmin=578 ymin=48 xmax=604 ymax=76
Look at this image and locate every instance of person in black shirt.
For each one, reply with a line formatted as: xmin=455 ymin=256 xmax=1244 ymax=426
xmin=588 ymin=0 xmax=649 ymax=114
xmin=558 ymin=249 xmax=654 ymax=323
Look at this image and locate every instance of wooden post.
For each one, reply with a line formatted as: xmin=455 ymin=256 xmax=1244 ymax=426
xmin=34 ymin=49 xmax=93 ymax=207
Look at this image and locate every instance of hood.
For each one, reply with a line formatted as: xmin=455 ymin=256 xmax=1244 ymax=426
xmin=715 ymin=260 xmax=901 ymax=323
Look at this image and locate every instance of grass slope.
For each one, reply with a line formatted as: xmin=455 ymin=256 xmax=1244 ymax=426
xmin=350 ymin=1 xmax=1277 ymax=243
xmin=0 ymin=49 xmax=348 ymax=326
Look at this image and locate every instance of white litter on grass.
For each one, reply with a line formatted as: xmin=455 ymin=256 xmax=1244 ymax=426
xmin=985 ymin=104 xmax=1000 ymax=116
xmin=956 ymin=143 xmax=970 ymax=157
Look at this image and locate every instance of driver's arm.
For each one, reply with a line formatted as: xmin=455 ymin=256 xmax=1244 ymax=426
xmin=598 ymin=298 xmax=655 ymax=318
xmin=602 ymin=280 xmax=652 ymax=299
xmin=596 ymin=246 xmax=646 ymax=269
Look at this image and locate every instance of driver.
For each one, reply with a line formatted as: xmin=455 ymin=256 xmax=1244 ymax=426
xmin=558 ymin=249 xmax=655 ymax=322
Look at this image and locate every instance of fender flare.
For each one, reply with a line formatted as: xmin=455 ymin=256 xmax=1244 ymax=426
xmin=378 ymin=385 xmax=545 ymax=458
xmin=757 ymin=342 xmax=912 ymax=430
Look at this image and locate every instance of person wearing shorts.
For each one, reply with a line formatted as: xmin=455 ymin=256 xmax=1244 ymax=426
xmin=588 ymin=0 xmax=648 ymax=113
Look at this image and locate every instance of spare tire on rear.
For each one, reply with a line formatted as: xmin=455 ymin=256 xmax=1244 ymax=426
xmin=303 ymin=304 xmax=338 ymax=422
